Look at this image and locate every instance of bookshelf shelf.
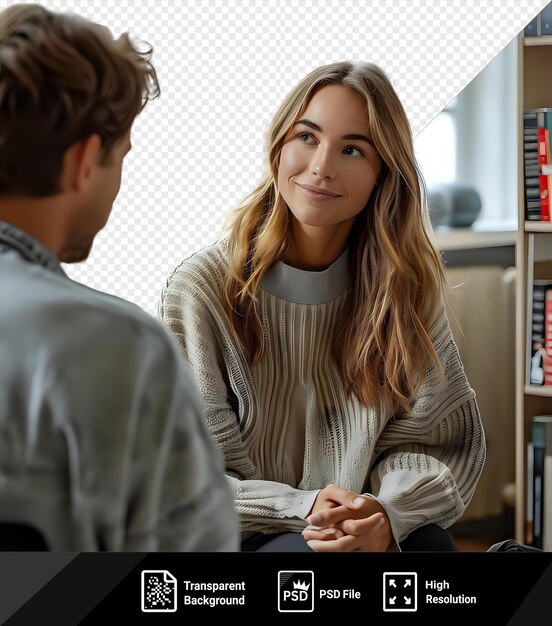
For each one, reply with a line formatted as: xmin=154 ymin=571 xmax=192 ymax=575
xmin=516 ymin=34 xmax=552 ymax=545
xmin=434 ymin=228 xmax=516 ymax=251
xmin=524 ymin=35 xmax=552 ymax=46
xmin=524 ymin=385 xmax=552 ymax=397
xmin=525 ymin=221 xmax=552 ymax=232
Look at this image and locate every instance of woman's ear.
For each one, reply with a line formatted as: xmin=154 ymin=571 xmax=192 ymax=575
xmin=59 ymin=134 xmax=102 ymax=192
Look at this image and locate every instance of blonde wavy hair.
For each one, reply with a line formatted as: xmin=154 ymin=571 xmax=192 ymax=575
xmin=224 ymin=61 xmax=446 ymax=416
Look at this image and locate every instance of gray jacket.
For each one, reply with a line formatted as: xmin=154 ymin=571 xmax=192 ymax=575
xmin=0 ymin=221 xmax=238 ymax=551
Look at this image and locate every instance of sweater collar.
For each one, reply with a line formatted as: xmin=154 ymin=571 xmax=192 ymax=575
xmin=0 ymin=221 xmax=66 ymax=277
xmin=260 ymin=248 xmax=350 ymax=304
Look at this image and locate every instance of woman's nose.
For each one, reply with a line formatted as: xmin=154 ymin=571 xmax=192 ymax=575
xmin=311 ymin=146 xmax=336 ymax=180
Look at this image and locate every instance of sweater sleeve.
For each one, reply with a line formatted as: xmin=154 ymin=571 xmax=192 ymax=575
xmin=367 ymin=311 xmax=486 ymax=545
xmin=160 ymin=258 xmax=319 ymax=535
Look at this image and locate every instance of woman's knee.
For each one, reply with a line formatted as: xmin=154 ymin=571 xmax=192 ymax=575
xmin=399 ymin=524 xmax=458 ymax=552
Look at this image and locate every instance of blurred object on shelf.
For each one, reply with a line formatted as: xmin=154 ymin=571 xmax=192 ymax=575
xmin=428 ymin=183 xmax=482 ymax=229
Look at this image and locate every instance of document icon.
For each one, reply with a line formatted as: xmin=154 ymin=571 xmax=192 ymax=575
xmin=141 ymin=570 xmax=177 ymax=612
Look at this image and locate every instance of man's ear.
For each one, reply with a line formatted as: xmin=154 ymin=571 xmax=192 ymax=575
xmin=59 ymin=134 xmax=102 ymax=192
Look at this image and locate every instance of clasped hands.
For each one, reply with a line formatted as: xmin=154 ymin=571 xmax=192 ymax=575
xmin=302 ymin=484 xmax=393 ymax=552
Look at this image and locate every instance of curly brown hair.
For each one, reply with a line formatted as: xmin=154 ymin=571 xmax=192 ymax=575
xmin=0 ymin=4 xmax=160 ymax=197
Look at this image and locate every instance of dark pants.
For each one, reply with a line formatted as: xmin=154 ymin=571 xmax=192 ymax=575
xmin=241 ymin=524 xmax=458 ymax=552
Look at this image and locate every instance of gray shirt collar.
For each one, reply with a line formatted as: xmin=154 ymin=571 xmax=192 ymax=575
xmin=0 ymin=221 xmax=66 ymax=276
xmin=260 ymin=248 xmax=350 ymax=304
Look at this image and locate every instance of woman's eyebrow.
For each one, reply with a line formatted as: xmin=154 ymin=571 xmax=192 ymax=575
xmin=294 ymin=119 xmax=374 ymax=146
xmin=294 ymin=118 xmax=322 ymax=131
xmin=342 ymin=133 xmax=373 ymax=145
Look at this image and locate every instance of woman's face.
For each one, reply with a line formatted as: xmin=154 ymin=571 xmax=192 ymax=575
xmin=278 ymin=85 xmax=382 ymax=229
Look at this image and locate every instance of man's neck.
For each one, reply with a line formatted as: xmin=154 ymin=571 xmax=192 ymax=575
xmin=0 ymin=197 xmax=67 ymax=259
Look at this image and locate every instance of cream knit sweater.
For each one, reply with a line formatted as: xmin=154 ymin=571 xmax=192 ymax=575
xmin=160 ymin=241 xmax=486 ymax=543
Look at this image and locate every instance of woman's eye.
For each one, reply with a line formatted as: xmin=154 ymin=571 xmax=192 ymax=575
xmin=297 ymin=132 xmax=313 ymax=142
xmin=343 ymin=146 xmax=363 ymax=157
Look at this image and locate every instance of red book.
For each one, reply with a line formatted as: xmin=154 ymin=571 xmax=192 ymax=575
xmin=538 ymin=128 xmax=551 ymax=221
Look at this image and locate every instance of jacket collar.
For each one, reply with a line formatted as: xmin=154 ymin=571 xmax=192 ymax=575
xmin=0 ymin=221 xmax=66 ymax=277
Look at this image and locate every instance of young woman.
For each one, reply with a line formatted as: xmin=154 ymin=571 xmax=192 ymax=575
xmin=160 ymin=62 xmax=486 ymax=552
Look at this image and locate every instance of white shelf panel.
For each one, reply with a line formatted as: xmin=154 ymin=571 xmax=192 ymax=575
xmin=434 ymin=228 xmax=516 ymax=251
xmin=524 ymin=35 xmax=552 ymax=46
xmin=524 ymin=385 xmax=552 ymax=397
xmin=525 ymin=221 xmax=552 ymax=233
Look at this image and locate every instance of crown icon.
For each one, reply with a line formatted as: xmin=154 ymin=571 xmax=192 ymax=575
xmin=293 ymin=580 xmax=310 ymax=591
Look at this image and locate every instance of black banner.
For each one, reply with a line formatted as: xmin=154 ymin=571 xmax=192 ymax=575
xmin=0 ymin=553 xmax=550 ymax=624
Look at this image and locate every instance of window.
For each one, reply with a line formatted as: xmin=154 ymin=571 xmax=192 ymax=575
xmin=415 ymin=38 xmax=518 ymax=230
xmin=415 ymin=108 xmax=456 ymax=188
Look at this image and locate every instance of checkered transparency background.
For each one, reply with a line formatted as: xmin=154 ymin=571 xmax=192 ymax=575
xmin=9 ymin=0 xmax=548 ymax=315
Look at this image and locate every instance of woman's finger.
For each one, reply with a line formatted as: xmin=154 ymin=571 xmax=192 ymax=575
xmin=302 ymin=527 xmax=345 ymax=541
xmin=336 ymin=512 xmax=386 ymax=537
xmin=307 ymin=504 xmax=350 ymax=527
xmin=306 ymin=534 xmax=358 ymax=552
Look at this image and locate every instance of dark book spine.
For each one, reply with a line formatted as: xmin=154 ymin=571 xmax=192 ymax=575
xmin=533 ymin=442 xmax=545 ymax=549
xmin=524 ymin=115 xmax=542 ymax=220
xmin=532 ymin=417 xmax=552 ymax=550
xmin=529 ymin=282 xmax=552 ymax=385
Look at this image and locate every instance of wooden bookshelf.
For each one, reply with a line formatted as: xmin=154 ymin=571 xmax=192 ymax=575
xmin=434 ymin=228 xmax=516 ymax=252
xmin=515 ymin=34 xmax=552 ymax=543
xmin=525 ymin=221 xmax=552 ymax=233
xmin=524 ymin=35 xmax=552 ymax=47
xmin=524 ymin=385 xmax=552 ymax=397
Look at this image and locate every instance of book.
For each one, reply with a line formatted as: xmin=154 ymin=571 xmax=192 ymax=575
xmin=524 ymin=15 xmax=539 ymax=37
xmin=532 ymin=416 xmax=552 ymax=551
xmin=523 ymin=112 xmax=549 ymax=221
xmin=527 ymin=441 xmax=534 ymax=545
xmin=541 ymin=4 xmax=552 ymax=37
xmin=529 ymin=281 xmax=552 ymax=385
xmin=538 ymin=127 xmax=551 ymax=221
xmin=525 ymin=109 xmax=552 ymax=131
xmin=545 ymin=455 xmax=552 ymax=551
xmin=545 ymin=288 xmax=552 ymax=386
